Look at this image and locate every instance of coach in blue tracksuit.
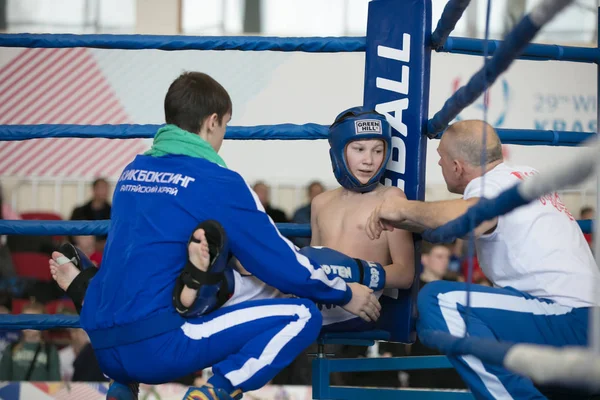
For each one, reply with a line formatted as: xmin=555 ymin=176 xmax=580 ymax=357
xmin=52 ymin=72 xmax=379 ymax=400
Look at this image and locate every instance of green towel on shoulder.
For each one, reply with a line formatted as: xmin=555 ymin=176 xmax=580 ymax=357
xmin=144 ymin=124 xmax=227 ymax=168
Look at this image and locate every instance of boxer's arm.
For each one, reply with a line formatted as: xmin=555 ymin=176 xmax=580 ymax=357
xmin=309 ymin=194 xmax=324 ymax=246
xmin=385 ymin=226 xmax=415 ymax=289
xmin=378 ymin=188 xmax=415 ymax=289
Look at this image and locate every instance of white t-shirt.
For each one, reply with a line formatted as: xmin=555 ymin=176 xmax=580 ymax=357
xmin=464 ymin=163 xmax=599 ymax=308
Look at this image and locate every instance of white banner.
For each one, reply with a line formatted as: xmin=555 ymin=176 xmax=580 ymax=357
xmin=0 ymin=47 xmax=596 ymax=187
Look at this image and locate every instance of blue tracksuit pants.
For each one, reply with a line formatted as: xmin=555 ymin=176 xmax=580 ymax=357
xmin=417 ymin=280 xmax=590 ymax=400
xmin=93 ymin=298 xmax=322 ymax=393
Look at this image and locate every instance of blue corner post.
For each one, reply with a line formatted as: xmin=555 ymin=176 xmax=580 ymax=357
xmin=312 ymin=0 xmax=434 ymax=397
xmin=363 ymin=0 xmax=431 ymax=344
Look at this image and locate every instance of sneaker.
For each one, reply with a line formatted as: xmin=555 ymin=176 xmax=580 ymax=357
xmin=106 ymin=380 xmax=139 ymax=400
xmin=183 ymin=384 xmax=242 ymax=400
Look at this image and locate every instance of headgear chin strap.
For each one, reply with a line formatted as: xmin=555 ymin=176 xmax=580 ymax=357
xmin=328 ymin=107 xmax=392 ymax=193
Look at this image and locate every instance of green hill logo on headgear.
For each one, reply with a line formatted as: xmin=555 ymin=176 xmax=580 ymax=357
xmin=355 ymin=120 xmax=382 ymax=134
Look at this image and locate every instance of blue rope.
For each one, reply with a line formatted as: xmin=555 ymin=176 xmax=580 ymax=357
xmin=0 ymin=220 xmax=313 ymax=237
xmin=0 ymin=314 xmax=80 ymax=330
xmin=0 ymin=33 xmax=366 ymax=53
xmin=0 ymin=124 xmax=594 ymax=145
xmin=427 ymin=15 xmax=552 ymax=136
xmin=0 ymin=124 xmax=329 ymax=141
xmin=431 ymin=0 xmax=472 ymax=50
xmin=487 ymin=129 xmax=594 ymax=147
xmin=1 ymin=33 xmax=597 ymax=62
xmin=439 ymin=37 xmax=600 ymax=63
xmin=0 ymin=219 xmax=591 ymax=238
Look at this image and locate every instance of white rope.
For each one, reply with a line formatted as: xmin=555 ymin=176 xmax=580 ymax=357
xmin=529 ymin=0 xmax=575 ymax=26
xmin=519 ymin=138 xmax=600 ymax=201
xmin=505 ymin=344 xmax=600 ymax=391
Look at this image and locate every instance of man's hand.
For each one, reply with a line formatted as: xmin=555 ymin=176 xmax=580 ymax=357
xmin=342 ymin=282 xmax=381 ymax=322
xmin=366 ymin=196 xmax=406 ymax=240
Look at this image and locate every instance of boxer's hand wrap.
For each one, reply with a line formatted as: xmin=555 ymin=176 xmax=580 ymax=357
xmin=173 ymin=220 xmax=231 ymax=318
xmin=354 ymin=258 xmax=386 ymax=291
xmin=298 ymin=246 xmax=386 ymax=291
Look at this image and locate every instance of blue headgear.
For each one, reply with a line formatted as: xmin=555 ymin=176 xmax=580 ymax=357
xmin=328 ymin=107 xmax=392 ymax=193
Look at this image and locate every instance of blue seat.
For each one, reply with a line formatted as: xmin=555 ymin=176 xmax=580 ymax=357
xmin=312 ymin=303 xmax=473 ymax=398
xmin=313 ymin=330 xmax=472 ymax=399
xmin=311 ymin=259 xmax=472 ymax=398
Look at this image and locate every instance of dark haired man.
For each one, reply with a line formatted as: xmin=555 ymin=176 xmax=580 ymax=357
xmin=50 ymin=72 xmax=379 ymax=400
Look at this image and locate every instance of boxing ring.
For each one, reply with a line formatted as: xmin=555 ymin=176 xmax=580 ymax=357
xmin=0 ymin=0 xmax=598 ymax=398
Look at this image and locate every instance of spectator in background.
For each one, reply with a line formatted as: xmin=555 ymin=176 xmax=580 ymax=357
xmin=70 ymin=178 xmax=112 ymax=222
xmin=291 ymin=181 xmax=325 ymax=247
xmin=451 ymin=238 xmax=490 ymax=284
xmin=57 ymin=306 xmax=106 ymax=382
xmin=252 ymin=181 xmax=288 ymax=223
xmin=71 ymin=334 xmax=107 ymax=382
xmin=580 ymin=206 xmax=595 ymax=247
xmin=420 ymin=242 xmax=452 ymax=285
xmin=0 ymin=302 xmax=60 ymax=381
xmin=0 ymin=303 xmax=19 ymax=363
xmin=455 ymin=244 xmax=491 ymax=286
xmin=58 ymin=312 xmax=89 ymax=381
xmin=70 ymin=178 xmax=112 ymax=250
xmin=581 ymin=206 xmax=595 ymax=221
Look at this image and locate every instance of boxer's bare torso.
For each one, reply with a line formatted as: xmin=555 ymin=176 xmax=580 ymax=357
xmin=311 ymin=185 xmax=415 ymax=289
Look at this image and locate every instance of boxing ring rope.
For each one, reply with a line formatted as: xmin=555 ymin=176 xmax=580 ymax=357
xmin=430 ymin=0 xmax=471 ymax=50
xmin=1 ymin=33 xmax=598 ymax=63
xmin=428 ymin=0 xmax=576 ymax=136
xmin=419 ymin=328 xmax=600 ymax=392
xmin=0 ymin=124 xmax=595 ymax=145
xmin=0 ymin=221 xmax=314 ymax=237
xmin=0 ymin=0 xmax=598 ymax=397
xmin=0 ymin=314 xmax=81 ymax=330
xmin=0 ymin=219 xmax=593 ymax=237
xmin=439 ymin=37 xmax=600 ymax=62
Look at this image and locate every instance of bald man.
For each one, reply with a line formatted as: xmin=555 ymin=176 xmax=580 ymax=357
xmin=366 ymin=120 xmax=599 ymax=399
